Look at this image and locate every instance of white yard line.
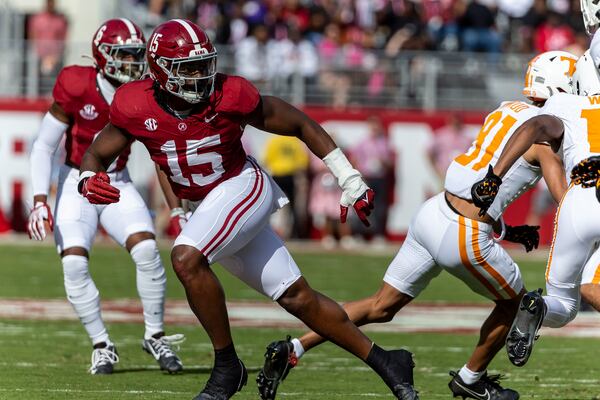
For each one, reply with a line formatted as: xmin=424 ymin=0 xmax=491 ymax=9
xmin=1 ymin=298 xmax=600 ymax=337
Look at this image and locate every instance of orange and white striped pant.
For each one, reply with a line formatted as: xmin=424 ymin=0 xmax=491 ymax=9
xmin=543 ymin=184 xmax=600 ymax=328
xmin=383 ymin=192 xmax=523 ymax=301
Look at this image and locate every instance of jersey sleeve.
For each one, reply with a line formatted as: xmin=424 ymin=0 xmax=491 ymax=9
xmin=52 ymin=68 xmax=74 ymax=113
xmin=109 ymin=86 xmax=131 ymax=130
xmin=236 ymin=77 xmax=260 ymax=115
xmin=539 ymin=93 xmax=573 ymax=122
xmin=52 ymin=66 xmax=88 ymax=115
xmin=217 ymin=75 xmax=260 ymax=117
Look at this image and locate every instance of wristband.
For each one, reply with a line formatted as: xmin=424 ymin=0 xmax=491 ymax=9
xmin=322 ymin=148 xmax=361 ymax=190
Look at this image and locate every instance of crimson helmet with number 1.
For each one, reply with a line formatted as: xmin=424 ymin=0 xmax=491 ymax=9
xmin=92 ymin=18 xmax=146 ymax=84
xmin=147 ymin=19 xmax=217 ymax=104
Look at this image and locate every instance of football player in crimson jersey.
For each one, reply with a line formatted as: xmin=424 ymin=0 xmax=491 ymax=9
xmin=28 ymin=18 xmax=184 ymax=375
xmin=78 ymin=19 xmax=418 ymax=400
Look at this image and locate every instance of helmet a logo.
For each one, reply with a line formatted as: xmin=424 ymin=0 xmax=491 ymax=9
xmin=178 ymin=122 xmax=187 ymax=131
xmin=145 ymin=118 xmax=158 ymax=131
xmin=79 ymin=104 xmax=99 ymax=120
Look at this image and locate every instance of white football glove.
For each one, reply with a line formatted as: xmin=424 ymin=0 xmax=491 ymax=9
xmin=28 ymin=201 xmax=54 ymax=241
xmin=323 ymin=148 xmax=375 ymax=226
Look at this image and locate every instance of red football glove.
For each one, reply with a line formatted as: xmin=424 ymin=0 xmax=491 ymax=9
xmin=340 ymin=188 xmax=375 ymax=227
xmin=166 ymin=207 xmax=188 ymax=237
xmin=79 ymin=172 xmax=120 ymax=204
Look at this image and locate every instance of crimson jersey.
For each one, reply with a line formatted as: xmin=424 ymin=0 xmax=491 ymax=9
xmin=53 ymin=65 xmax=130 ymax=171
xmin=109 ymin=73 xmax=260 ymax=201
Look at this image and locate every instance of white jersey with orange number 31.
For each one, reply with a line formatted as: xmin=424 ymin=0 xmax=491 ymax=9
xmin=444 ymin=101 xmax=541 ymax=221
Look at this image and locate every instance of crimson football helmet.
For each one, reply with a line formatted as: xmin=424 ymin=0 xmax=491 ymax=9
xmin=147 ymin=19 xmax=217 ymax=103
xmin=92 ymin=18 xmax=146 ymax=84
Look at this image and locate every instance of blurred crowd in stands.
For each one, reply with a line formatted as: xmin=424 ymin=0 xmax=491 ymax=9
xmin=130 ymin=0 xmax=589 ymax=56
xmin=22 ymin=0 xmax=570 ymax=245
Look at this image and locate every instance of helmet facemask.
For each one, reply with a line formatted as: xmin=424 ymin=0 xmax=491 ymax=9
xmin=100 ymin=43 xmax=147 ymax=84
xmin=582 ymin=0 xmax=600 ymax=35
xmin=156 ymin=51 xmax=217 ymax=104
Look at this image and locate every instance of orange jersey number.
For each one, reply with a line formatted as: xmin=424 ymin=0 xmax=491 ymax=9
xmin=455 ymin=111 xmax=517 ymax=171
xmin=581 ymin=108 xmax=600 ymax=153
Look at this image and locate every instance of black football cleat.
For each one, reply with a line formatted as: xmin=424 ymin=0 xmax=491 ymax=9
xmin=142 ymin=333 xmax=185 ymax=373
xmin=89 ymin=343 xmax=119 ymax=375
xmin=506 ymin=288 xmax=546 ymax=367
xmin=375 ymin=348 xmax=419 ymax=400
xmin=449 ymin=371 xmax=519 ymax=400
xmin=193 ymin=359 xmax=248 ymax=400
xmin=256 ymin=336 xmax=298 ymax=400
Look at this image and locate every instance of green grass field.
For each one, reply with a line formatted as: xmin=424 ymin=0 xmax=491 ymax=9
xmin=1 ymin=243 xmax=599 ymax=399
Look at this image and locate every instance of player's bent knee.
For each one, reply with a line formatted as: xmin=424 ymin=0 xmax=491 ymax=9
xmin=277 ymin=278 xmax=317 ymax=315
xmin=125 ymin=231 xmax=156 ymax=252
xmin=130 ymin=239 xmax=161 ymax=269
xmin=170 ymin=245 xmax=208 ymax=283
xmin=61 ymin=246 xmax=88 ymax=258
xmin=370 ymin=294 xmax=408 ymax=323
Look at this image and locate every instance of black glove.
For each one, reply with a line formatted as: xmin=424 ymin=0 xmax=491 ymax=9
xmin=504 ymin=224 xmax=539 ymax=252
xmin=471 ymin=165 xmax=502 ymax=217
xmin=570 ymin=156 xmax=600 ymax=203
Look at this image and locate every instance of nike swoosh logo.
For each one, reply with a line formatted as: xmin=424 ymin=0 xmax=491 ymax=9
xmin=455 ymin=381 xmax=490 ymax=400
xmin=204 ymin=113 xmax=218 ymax=123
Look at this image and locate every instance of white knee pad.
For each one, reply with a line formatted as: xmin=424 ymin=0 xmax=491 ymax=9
xmin=543 ymin=295 xmax=579 ymax=328
xmin=62 ymin=255 xmax=108 ymax=345
xmin=130 ymin=239 xmax=166 ymax=338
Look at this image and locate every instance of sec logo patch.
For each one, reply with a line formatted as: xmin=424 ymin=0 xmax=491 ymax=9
xmin=145 ymin=118 xmax=158 ymax=131
xmin=178 ymin=122 xmax=187 ymax=131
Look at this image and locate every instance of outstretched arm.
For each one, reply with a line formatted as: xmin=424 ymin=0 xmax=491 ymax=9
xmin=248 ymin=95 xmax=373 ymax=225
xmin=248 ymin=95 xmax=337 ymax=157
xmin=472 ymin=115 xmax=564 ymax=215
xmin=528 ymin=143 xmax=567 ymax=203
xmin=493 ymin=115 xmax=564 ymax=178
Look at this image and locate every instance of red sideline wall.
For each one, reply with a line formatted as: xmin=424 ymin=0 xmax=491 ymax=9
xmin=0 ymin=100 xmax=556 ymax=243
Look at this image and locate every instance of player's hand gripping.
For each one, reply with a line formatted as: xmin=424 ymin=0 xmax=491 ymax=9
xmin=27 ymin=201 xmax=54 ymax=241
xmin=340 ymin=186 xmax=375 ymax=227
xmin=571 ymin=156 xmax=600 ymax=202
xmin=323 ymin=148 xmax=375 ymax=227
xmin=471 ymin=165 xmax=502 ymax=217
xmin=504 ymin=224 xmax=540 ymax=252
xmin=78 ymin=172 xmax=120 ymax=204
xmin=167 ymin=207 xmax=188 ymax=237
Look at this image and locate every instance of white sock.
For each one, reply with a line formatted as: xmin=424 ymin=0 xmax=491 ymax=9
xmin=458 ymin=364 xmax=485 ymax=385
xmin=291 ymin=338 xmax=305 ymax=359
xmin=130 ymin=239 xmax=166 ymax=340
xmin=62 ymin=255 xmax=109 ymax=345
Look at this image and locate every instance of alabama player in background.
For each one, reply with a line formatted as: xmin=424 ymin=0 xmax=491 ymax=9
xmin=77 ymin=19 xmax=419 ymax=400
xmin=472 ymin=33 xmax=600 ymax=368
xmin=28 ymin=18 xmax=183 ymax=375
xmin=258 ymin=51 xmax=575 ymax=400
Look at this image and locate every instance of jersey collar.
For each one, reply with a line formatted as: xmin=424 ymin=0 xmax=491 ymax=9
xmin=96 ymin=73 xmax=116 ymax=105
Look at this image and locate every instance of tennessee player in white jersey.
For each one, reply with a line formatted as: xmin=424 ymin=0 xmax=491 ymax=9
xmin=472 ymin=39 xmax=600 ymax=368
xmin=257 ymin=51 xmax=574 ymax=400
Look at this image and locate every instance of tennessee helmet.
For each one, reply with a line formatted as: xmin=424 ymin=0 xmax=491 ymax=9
xmin=581 ymin=0 xmax=600 ymax=35
xmin=92 ymin=18 xmax=146 ymax=84
xmin=146 ymin=19 xmax=217 ymax=103
xmin=523 ymin=51 xmax=578 ymax=102
xmin=573 ymin=50 xmax=600 ymax=96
